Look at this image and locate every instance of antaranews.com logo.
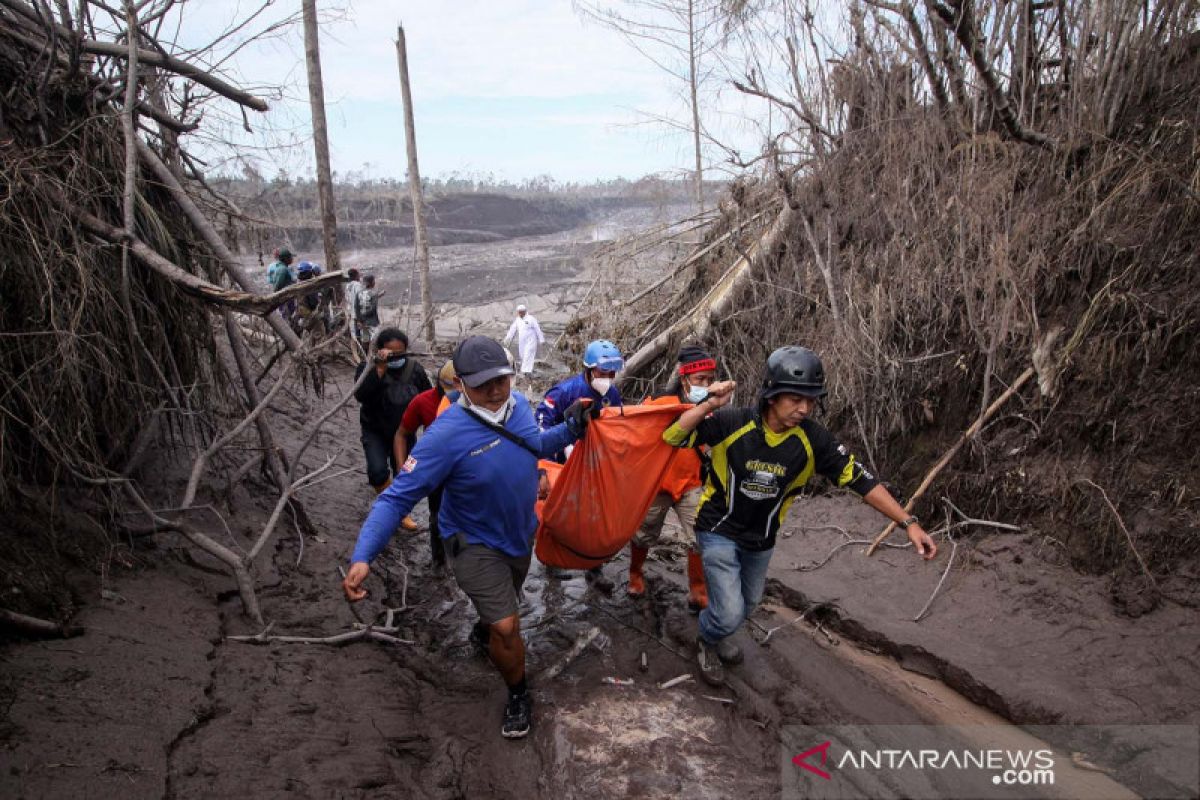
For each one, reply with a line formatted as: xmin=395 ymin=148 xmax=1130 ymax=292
xmin=780 ymin=725 xmax=1199 ymax=800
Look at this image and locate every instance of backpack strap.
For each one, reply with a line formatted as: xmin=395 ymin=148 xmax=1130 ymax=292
xmin=460 ymin=407 xmax=540 ymax=458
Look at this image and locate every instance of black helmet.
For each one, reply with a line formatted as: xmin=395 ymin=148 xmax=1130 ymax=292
xmin=761 ymin=346 xmax=827 ymax=399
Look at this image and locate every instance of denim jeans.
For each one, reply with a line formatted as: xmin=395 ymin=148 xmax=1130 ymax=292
xmin=696 ymin=530 xmax=775 ymax=644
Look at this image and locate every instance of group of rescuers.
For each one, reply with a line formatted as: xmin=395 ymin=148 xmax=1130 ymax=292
xmin=342 ymin=314 xmax=938 ymax=740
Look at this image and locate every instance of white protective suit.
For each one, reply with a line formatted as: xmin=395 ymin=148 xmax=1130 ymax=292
xmin=504 ymin=313 xmax=545 ymax=374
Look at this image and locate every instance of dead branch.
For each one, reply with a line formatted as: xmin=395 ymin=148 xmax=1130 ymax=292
xmin=0 ymin=0 xmax=267 ymax=110
xmin=0 ymin=608 xmax=84 ymax=638
xmin=139 ymin=141 xmax=304 ymax=351
xmin=760 ymin=604 xmax=822 ymax=643
xmin=121 ymin=482 xmax=263 ymax=623
xmin=227 ymin=625 xmax=413 ymax=647
xmin=537 ymin=625 xmax=604 ymax=681
xmin=913 ymin=534 xmax=958 ymax=622
xmin=57 ymin=192 xmax=342 ymax=315
xmin=182 ymin=353 xmax=298 ymax=508
xmin=244 ymin=363 xmax=373 ymax=565
xmin=82 ymin=39 xmax=268 ymax=111
xmin=1078 ymin=479 xmax=1158 ymax=588
xmin=928 ymin=0 xmax=1052 ymax=147
xmin=866 ymin=366 xmax=1035 ymax=555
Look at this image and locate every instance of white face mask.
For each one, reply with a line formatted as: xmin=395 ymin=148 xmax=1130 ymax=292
xmin=460 ymin=393 xmax=514 ymax=425
xmin=686 ymin=385 xmax=709 ymax=404
xmin=591 ymin=377 xmax=613 ymax=395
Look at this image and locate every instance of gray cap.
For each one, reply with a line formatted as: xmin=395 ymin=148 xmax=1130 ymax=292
xmin=453 ymin=336 xmax=515 ymax=388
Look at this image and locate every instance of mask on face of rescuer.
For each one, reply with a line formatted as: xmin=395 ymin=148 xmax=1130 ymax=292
xmin=687 ymin=384 xmax=709 ymax=404
xmin=591 ymin=376 xmax=613 ymax=395
xmin=387 ymin=356 xmax=407 ymax=370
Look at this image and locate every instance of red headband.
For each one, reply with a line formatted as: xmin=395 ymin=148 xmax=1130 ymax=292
xmin=679 ymin=358 xmax=717 ymax=376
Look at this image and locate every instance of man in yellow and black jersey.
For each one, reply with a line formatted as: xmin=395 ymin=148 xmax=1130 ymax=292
xmin=663 ymin=346 xmax=938 ymax=685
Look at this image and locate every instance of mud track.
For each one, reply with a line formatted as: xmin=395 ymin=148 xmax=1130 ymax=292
xmin=0 ymin=362 xmax=1155 ymax=800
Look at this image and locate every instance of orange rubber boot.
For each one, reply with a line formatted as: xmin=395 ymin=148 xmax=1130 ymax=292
xmin=401 ymin=516 xmax=419 ymax=531
xmin=627 ymin=545 xmax=649 ymax=597
xmin=687 ymin=550 xmax=708 ymax=612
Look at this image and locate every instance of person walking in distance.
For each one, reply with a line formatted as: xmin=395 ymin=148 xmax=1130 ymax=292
xmin=503 ymin=304 xmax=545 ymax=384
xmin=663 ymin=346 xmax=938 ymax=684
xmin=355 ymin=274 xmax=383 ymax=352
xmin=343 ymin=336 xmax=598 ymax=738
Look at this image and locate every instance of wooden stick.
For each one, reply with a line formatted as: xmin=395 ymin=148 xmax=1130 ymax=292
xmin=866 ymin=366 xmax=1035 ymax=555
xmin=0 ymin=608 xmax=83 ymax=638
xmin=537 ymin=625 xmax=603 ymax=681
xmin=1078 ymin=479 xmax=1158 ymax=588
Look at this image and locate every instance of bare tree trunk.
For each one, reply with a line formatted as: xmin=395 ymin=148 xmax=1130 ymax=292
xmin=687 ymin=0 xmax=704 ymax=213
xmin=395 ymin=24 xmax=434 ymax=345
xmin=302 ymin=0 xmax=341 ymax=276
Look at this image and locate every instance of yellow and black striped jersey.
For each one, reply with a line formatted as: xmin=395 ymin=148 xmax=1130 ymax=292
xmin=663 ymin=407 xmax=878 ymax=550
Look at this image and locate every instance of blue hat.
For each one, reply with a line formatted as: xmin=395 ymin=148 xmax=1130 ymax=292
xmin=297 ymin=261 xmax=314 ymax=274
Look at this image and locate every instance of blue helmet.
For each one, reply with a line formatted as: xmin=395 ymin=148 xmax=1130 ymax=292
xmin=297 ymin=261 xmax=315 ymax=274
xmin=583 ymin=339 xmax=623 ymax=372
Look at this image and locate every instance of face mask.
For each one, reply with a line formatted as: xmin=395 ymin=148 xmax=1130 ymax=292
xmin=687 ymin=385 xmax=709 ymax=404
xmin=386 ymin=357 xmax=407 ymax=370
xmin=461 ymin=393 xmax=514 ymax=425
xmin=591 ymin=377 xmax=612 ymax=395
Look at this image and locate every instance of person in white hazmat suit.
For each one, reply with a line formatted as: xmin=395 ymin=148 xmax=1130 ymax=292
xmin=504 ymin=304 xmax=545 ymax=378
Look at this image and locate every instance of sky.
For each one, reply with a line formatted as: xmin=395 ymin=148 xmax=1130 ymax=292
xmin=172 ymin=0 xmax=765 ymax=184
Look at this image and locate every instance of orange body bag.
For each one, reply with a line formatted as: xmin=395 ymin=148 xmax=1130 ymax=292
xmin=534 ymin=402 xmax=690 ymax=569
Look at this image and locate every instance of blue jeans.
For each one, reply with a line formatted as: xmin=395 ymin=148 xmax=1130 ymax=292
xmin=696 ymin=531 xmax=774 ymax=644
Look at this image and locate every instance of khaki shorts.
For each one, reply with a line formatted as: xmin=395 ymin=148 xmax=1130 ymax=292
xmin=445 ymin=532 xmax=531 ymax=625
xmin=633 ymin=486 xmax=702 ymax=548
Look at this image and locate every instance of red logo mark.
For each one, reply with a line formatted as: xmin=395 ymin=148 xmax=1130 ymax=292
xmin=792 ymin=741 xmax=832 ymax=780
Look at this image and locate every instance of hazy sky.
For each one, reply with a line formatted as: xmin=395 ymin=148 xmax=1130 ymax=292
xmin=179 ymin=1 xmax=760 ymax=183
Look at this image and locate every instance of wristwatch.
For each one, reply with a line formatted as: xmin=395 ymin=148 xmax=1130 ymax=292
xmin=898 ymin=516 xmax=920 ymax=529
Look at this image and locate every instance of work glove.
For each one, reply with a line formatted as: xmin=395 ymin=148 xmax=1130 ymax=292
xmin=563 ymin=398 xmax=599 ymax=437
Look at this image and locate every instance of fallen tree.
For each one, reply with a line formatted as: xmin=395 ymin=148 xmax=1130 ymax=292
xmin=0 ymin=0 xmax=345 ymax=625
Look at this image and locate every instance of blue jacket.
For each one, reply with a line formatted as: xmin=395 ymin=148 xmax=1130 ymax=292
xmin=351 ymin=394 xmax=577 ymax=562
xmin=535 ymin=372 xmax=623 ymax=430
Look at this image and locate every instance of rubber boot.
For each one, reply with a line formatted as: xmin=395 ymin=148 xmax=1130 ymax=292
xmin=627 ymin=545 xmax=649 ymax=597
xmin=401 ymin=515 xmax=419 ymax=531
xmin=686 ymin=550 xmax=708 ymax=613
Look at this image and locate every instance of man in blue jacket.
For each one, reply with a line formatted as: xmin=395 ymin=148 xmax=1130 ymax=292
xmin=343 ymin=336 xmax=597 ymax=740
xmin=535 ymin=339 xmax=624 ymax=461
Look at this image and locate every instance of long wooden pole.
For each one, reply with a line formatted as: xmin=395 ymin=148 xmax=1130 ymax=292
xmin=395 ymin=24 xmax=435 ymax=345
xmin=302 ymin=0 xmax=342 ymax=276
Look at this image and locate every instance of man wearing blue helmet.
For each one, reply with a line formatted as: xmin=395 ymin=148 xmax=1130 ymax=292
xmin=535 ymin=339 xmax=624 ymax=463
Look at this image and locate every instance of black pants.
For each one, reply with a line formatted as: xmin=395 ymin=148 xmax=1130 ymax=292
xmin=428 ymin=485 xmax=445 ymax=564
xmin=361 ymin=427 xmax=396 ymax=487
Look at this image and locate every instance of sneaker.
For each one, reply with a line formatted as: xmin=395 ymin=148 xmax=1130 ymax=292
xmin=469 ymin=621 xmax=490 ymax=653
xmin=696 ymin=636 xmax=725 ymax=685
xmin=501 ymin=691 xmax=533 ymax=739
xmin=717 ymin=638 xmax=743 ymax=665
